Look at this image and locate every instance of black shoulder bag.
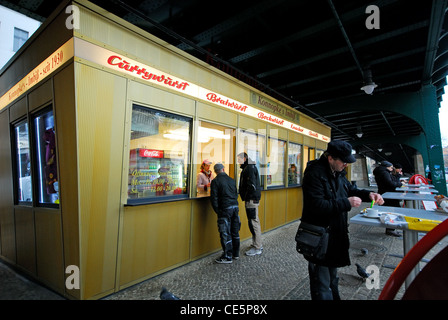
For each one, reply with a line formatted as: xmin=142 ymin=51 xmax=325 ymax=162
xmin=295 ymin=221 xmax=329 ymax=261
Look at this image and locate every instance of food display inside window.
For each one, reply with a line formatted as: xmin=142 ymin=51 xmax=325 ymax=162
xmin=129 ymin=148 xmax=185 ymax=197
xmin=128 ymin=105 xmax=190 ymax=203
xmin=288 ymin=142 xmax=302 ymax=186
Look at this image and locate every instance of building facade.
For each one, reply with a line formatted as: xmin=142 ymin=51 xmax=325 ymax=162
xmin=0 ymin=5 xmax=41 ymax=70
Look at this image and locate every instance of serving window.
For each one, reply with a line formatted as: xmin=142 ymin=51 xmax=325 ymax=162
xmin=288 ymin=142 xmax=302 ymax=186
xmin=127 ymin=105 xmax=191 ymax=204
xmin=237 ymin=129 xmax=265 ymax=188
xmin=267 ymin=137 xmax=286 ymax=188
xmin=196 ymin=121 xmax=235 ymax=197
xmin=13 ymin=120 xmax=32 ymax=204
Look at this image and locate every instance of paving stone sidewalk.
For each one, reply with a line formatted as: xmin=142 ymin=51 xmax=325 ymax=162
xmin=1 ymin=203 xmax=447 ymax=300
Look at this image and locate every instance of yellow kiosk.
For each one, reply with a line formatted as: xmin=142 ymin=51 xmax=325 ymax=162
xmin=0 ymin=0 xmax=330 ymax=299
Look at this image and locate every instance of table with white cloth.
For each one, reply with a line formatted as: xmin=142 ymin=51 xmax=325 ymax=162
xmin=350 ymin=206 xmax=448 ymax=288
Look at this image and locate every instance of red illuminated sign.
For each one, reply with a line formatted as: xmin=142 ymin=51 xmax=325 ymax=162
xmin=139 ymin=149 xmax=164 ymax=158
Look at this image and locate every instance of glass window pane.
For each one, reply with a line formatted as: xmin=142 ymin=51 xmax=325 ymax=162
xmin=14 ymin=121 xmax=32 ymax=203
xmin=13 ymin=27 xmax=29 ymax=52
xmin=237 ymin=129 xmax=265 ymax=188
xmin=288 ymin=142 xmax=302 ymax=186
xmin=196 ymin=121 xmax=235 ymax=197
xmin=267 ymin=137 xmax=286 ymax=187
xmin=34 ymin=109 xmax=59 ymax=205
xmin=128 ymin=105 xmax=191 ymax=203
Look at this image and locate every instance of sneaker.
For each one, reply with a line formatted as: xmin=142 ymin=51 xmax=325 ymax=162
xmin=215 ymin=256 xmax=232 ymax=264
xmin=245 ymin=247 xmax=263 ymax=256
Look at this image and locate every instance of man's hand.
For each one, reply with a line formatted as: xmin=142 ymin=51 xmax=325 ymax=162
xmin=369 ymin=192 xmax=385 ymax=205
xmin=348 ymin=196 xmax=362 ymax=207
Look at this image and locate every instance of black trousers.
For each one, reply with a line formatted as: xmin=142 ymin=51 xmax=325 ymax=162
xmin=308 ymin=262 xmax=341 ymax=300
xmin=217 ymin=206 xmax=241 ymax=259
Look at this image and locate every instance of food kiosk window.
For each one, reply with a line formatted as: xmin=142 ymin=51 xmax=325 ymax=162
xmin=288 ymin=142 xmax=302 ymax=186
xmin=196 ymin=121 xmax=235 ymax=197
xmin=33 ymin=107 xmax=59 ymax=206
xmin=237 ymin=129 xmax=265 ymax=188
xmin=267 ymin=137 xmax=286 ymax=187
xmin=128 ymin=105 xmax=191 ymax=203
xmin=13 ymin=120 xmax=32 ymax=204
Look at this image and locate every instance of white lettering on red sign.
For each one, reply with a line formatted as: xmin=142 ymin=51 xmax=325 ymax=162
xmin=139 ymin=149 xmax=164 ymax=158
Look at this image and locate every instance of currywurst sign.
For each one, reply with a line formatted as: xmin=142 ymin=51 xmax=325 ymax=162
xmin=0 ymin=37 xmax=329 ymax=142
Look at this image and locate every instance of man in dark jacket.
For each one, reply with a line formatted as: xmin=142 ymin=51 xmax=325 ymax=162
xmin=210 ymin=163 xmax=240 ymax=264
xmin=300 ymin=140 xmax=384 ymax=300
xmin=237 ymin=152 xmax=263 ymax=256
xmin=373 ymin=161 xmax=403 ymax=236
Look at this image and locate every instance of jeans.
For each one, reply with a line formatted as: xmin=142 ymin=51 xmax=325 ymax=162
xmin=308 ymin=262 xmax=341 ymax=300
xmin=217 ymin=206 xmax=241 ymax=259
xmin=245 ymin=200 xmax=262 ymax=249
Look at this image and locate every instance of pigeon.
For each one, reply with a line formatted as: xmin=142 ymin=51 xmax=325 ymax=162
xmin=360 ymin=248 xmax=369 ymax=256
xmin=355 ymin=263 xmax=370 ymax=279
xmin=160 ymin=287 xmax=181 ymax=300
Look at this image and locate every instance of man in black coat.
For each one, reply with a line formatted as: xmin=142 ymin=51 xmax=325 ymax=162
xmin=210 ymin=163 xmax=241 ymax=264
xmin=237 ymin=152 xmax=263 ymax=256
xmin=373 ymin=161 xmax=403 ymax=236
xmin=300 ymin=140 xmax=384 ymax=300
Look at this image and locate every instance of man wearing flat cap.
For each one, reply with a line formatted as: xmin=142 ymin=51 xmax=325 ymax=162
xmin=299 ymin=140 xmax=384 ymax=300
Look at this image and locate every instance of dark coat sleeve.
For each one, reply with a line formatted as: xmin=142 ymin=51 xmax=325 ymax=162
xmin=210 ymin=179 xmax=219 ymax=214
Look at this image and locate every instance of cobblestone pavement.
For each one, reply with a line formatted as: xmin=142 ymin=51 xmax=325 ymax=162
xmin=1 ymin=203 xmax=447 ymax=301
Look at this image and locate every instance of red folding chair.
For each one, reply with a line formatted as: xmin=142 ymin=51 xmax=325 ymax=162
xmin=379 ymin=218 xmax=448 ymax=300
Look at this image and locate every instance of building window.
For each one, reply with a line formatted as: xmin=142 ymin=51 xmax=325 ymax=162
xmin=14 ymin=120 xmax=32 ymax=204
xmin=196 ymin=121 xmax=235 ymax=197
xmin=237 ymin=129 xmax=265 ymax=188
xmin=127 ymin=105 xmax=191 ymax=204
xmin=288 ymin=142 xmax=302 ymax=186
xmin=33 ymin=107 xmax=59 ymax=206
xmin=13 ymin=27 xmax=29 ymax=52
xmin=267 ymin=137 xmax=286 ymax=187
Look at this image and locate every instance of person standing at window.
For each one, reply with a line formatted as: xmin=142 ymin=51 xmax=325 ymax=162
xmin=237 ymin=152 xmax=263 ymax=256
xmin=197 ymin=159 xmax=214 ymax=197
xmin=210 ymin=163 xmax=240 ymax=264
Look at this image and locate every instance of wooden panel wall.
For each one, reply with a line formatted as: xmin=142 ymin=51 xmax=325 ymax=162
xmin=35 ymin=208 xmax=64 ymax=293
xmin=53 ymin=63 xmax=80 ymax=299
xmin=119 ymin=201 xmax=191 ymax=288
xmin=14 ymin=207 xmax=35 ymax=274
xmin=75 ymin=63 xmax=127 ymax=299
xmin=0 ymin=109 xmax=15 ymax=262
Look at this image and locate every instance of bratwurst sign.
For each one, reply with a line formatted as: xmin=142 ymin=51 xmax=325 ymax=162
xmin=0 ymin=36 xmax=329 ymax=142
